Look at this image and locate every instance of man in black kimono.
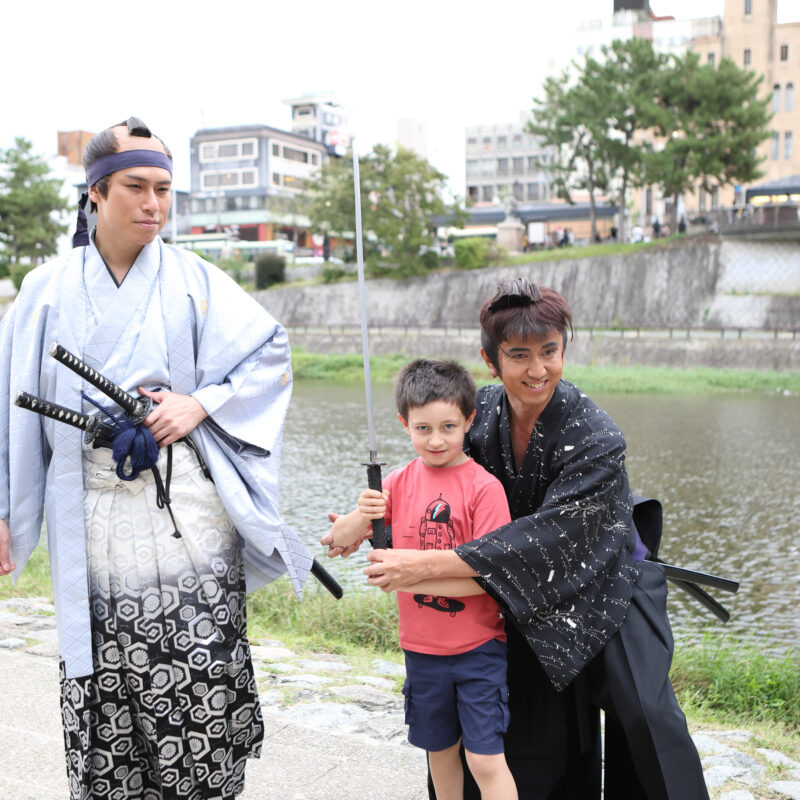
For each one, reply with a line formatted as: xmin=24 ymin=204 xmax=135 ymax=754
xmin=360 ymin=280 xmax=708 ymax=800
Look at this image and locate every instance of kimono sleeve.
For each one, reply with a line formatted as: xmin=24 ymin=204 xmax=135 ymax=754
xmin=0 ymin=304 xmax=14 ymax=520
xmin=457 ymin=426 xmax=633 ymax=624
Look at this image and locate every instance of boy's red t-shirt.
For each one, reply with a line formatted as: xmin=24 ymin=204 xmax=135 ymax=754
xmin=382 ymin=457 xmax=511 ymax=656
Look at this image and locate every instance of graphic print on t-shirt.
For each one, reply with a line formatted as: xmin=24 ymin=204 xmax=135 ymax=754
xmin=415 ymin=493 xmax=462 ymax=616
xmin=419 ymin=493 xmax=455 ymax=550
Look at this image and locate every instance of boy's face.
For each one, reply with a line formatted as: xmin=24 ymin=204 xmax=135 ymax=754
xmin=400 ymin=401 xmax=476 ymax=468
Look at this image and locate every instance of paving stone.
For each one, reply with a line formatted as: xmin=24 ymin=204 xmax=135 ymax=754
xmin=712 ymin=730 xmax=754 ymax=742
xmin=250 ymin=644 xmax=296 ymax=661
xmin=353 ymin=675 xmax=396 ymax=690
xmin=770 ymin=781 xmax=800 ymax=799
xmin=0 ymin=611 xmax=32 ymax=626
xmin=0 ymin=638 xmax=26 ymax=650
xmin=718 ymin=791 xmax=755 ymax=800
xmin=277 ymin=674 xmax=334 ymax=687
xmin=279 ymin=702 xmax=371 ymax=732
xmin=370 ymin=658 xmax=405 ymax=677
xmin=333 ymin=684 xmax=401 ymax=710
xmin=704 ymin=764 xmax=755 ymax=788
xmin=25 ymin=641 xmax=60 ymax=658
xmin=295 ymin=658 xmax=351 ymax=673
xmin=694 ymin=732 xmax=736 ymax=755
xmin=258 ymin=662 xmax=298 ymax=674
xmin=757 ymin=749 xmax=800 ymax=769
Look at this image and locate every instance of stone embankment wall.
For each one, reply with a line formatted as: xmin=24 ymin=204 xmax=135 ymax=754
xmin=255 ymin=238 xmax=800 ymax=370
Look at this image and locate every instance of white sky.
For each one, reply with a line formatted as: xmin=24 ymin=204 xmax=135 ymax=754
xmin=3 ymin=0 xmax=799 ymax=197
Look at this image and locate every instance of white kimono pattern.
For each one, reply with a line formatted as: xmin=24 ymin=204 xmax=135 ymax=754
xmin=0 ymin=237 xmax=313 ymax=798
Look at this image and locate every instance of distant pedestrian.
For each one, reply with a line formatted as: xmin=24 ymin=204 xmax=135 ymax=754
xmin=652 ymin=218 xmax=662 ymax=239
xmin=610 ymin=225 xmax=618 ymax=241
xmin=678 ymin=216 xmax=687 ymax=234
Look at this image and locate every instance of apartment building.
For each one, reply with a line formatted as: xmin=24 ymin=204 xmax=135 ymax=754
xmin=189 ymin=124 xmax=327 ymax=246
xmin=464 ymin=117 xmax=554 ymax=206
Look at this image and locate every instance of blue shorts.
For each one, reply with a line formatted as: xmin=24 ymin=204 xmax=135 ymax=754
xmin=402 ymin=638 xmax=510 ymax=755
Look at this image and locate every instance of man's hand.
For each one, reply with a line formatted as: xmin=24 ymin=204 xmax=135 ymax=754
xmin=0 ymin=519 xmax=16 ymax=576
xmin=321 ymin=512 xmax=366 ymax=559
xmin=364 ymin=548 xmax=433 ymax=593
xmin=138 ymin=388 xmax=209 ymax=447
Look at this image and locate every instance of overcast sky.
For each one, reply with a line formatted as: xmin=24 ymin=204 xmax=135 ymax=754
xmin=3 ymin=0 xmax=799 ymax=197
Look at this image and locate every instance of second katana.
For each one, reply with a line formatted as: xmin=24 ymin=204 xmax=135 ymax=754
xmin=352 ymin=147 xmax=387 ymax=549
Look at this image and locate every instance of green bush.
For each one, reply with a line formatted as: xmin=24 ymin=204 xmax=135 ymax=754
xmin=320 ymin=264 xmax=349 ymax=283
xmin=420 ymin=249 xmax=440 ymax=270
xmin=255 ymin=253 xmax=286 ymax=289
xmin=217 ymin=256 xmax=250 ymax=284
xmin=10 ymin=263 xmax=35 ymax=291
xmin=454 ymin=237 xmax=490 ymax=270
xmin=0 ymin=256 xmax=10 ymax=280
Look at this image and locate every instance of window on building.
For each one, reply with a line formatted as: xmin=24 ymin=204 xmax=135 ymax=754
xmin=496 ymin=158 xmax=509 ymax=176
xmin=201 ymin=144 xmax=215 ymax=160
xmin=698 ymin=188 xmax=706 ymax=212
xmin=241 ymin=142 xmax=255 ymax=157
xmin=311 ymin=154 xmax=318 ymax=165
xmin=467 ymin=137 xmax=478 ymax=147
xmin=527 ymin=183 xmax=540 ymax=201
xmin=466 ymin=160 xmax=479 ymax=177
xmin=481 ymin=159 xmax=494 ymax=176
xmin=711 ymin=187 xmax=719 ymax=208
xmin=781 ymin=44 xmax=789 ymax=61
xmin=774 ymin=84 xmax=782 ymax=113
xmin=199 ymin=138 xmax=258 ymax=162
xmin=743 ymin=48 xmax=751 ymax=66
xmin=513 ymin=182 xmax=524 ymax=201
xmin=512 ymin=134 xmax=523 ymax=148
xmin=745 ymin=0 xmax=752 ymax=14
xmin=282 ymin=146 xmax=310 ymax=164
xmin=482 ymin=136 xmax=492 ymax=149
xmin=512 ymin=157 xmax=524 ymax=175
xmin=497 ymin=135 xmax=508 ymax=150
xmin=527 ymin=156 xmax=538 ymax=171
xmin=785 ymin=131 xmax=793 ymax=160
xmin=481 ymin=185 xmax=493 ymax=201
xmin=771 ymin=132 xmax=780 ymax=159
xmin=707 ymin=52 xmax=715 ymax=67
xmin=272 ymin=172 xmax=280 ymax=185
xmin=787 ymin=83 xmax=795 ymax=111
xmin=272 ymin=144 xmax=280 ymax=156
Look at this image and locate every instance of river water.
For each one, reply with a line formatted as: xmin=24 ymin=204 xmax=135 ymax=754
xmin=280 ymin=380 xmax=800 ymax=650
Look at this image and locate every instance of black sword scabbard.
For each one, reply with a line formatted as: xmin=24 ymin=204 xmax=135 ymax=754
xmin=49 ymin=342 xmax=151 ymax=423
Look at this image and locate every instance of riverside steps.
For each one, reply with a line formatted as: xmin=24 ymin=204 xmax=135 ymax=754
xmin=2 ymin=598 xmax=798 ymax=800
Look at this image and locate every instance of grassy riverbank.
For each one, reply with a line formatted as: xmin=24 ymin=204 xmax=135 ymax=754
xmin=292 ymin=349 xmax=800 ymax=394
xmin=4 ymin=551 xmax=799 ymax=742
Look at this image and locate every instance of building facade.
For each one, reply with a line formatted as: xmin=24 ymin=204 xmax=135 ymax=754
xmin=464 ymin=116 xmax=555 ymax=207
xmin=282 ymin=92 xmax=351 ymax=155
xmin=189 ymin=124 xmax=327 ymax=250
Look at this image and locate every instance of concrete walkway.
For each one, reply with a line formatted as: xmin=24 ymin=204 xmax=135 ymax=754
xmin=0 ymin=647 xmax=427 ymax=800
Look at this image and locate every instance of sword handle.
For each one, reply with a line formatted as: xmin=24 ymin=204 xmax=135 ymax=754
xmin=365 ymin=461 xmax=388 ymax=549
xmin=48 ymin=342 xmax=151 ymax=422
xmin=14 ymin=391 xmax=115 ymax=445
xmin=310 ymin=559 xmax=344 ymax=599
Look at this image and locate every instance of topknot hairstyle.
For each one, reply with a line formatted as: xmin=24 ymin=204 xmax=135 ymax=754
xmin=479 ymin=278 xmax=573 ymax=372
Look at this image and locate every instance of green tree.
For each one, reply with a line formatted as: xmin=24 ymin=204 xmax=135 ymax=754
xmin=528 ymin=68 xmax=612 ymax=241
xmin=648 ymin=51 xmax=772 ymax=226
xmin=0 ymin=138 xmax=70 ymax=267
xmin=580 ymin=38 xmax=667 ymax=243
xmin=307 ymin=144 xmax=461 ymax=269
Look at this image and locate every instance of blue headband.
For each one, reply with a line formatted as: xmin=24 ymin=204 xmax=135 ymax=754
xmin=85 ymin=149 xmax=173 ymax=187
xmin=74 ymin=149 xmax=173 ymax=248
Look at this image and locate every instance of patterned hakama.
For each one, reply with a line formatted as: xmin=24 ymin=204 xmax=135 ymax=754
xmin=60 ymin=443 xmax=263 ymax=800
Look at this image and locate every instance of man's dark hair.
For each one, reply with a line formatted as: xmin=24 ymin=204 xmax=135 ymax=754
xmin=480 ymin=278 xmax=573 ymax=373
xmin=83 ymin=116 xmax=172 ymax=212
xmin=395 ymin=359 xmax=476 ymax=421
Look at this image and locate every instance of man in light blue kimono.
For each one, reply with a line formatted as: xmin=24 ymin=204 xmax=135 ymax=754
xmin=0 ymin=116 xmax=312 ymax=800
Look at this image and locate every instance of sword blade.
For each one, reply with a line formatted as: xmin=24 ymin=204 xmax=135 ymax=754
xmin=352 ymin=147 xmax=387 ymax=549
xmin=49 ymin=342 xmax=150 ymax=422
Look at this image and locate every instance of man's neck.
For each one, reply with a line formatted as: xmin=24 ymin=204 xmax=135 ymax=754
xmin=93 ymin=228 xmax=143 ymax=284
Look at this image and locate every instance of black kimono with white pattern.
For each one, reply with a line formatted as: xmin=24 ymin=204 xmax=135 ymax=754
xmin=459 ymin=380 xmax=640 ymax=691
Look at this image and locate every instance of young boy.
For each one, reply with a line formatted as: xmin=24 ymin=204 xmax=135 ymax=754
xmin=328 ymin=359 xmax=518 ymax=800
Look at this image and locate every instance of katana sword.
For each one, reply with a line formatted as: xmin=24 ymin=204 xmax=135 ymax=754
xmin=49 ymin=342 xmax=152 ymax=422
xmin=14 ymin=391 xmax=115 ymax=447
xmin=352 ymin=147 xmax=387 ymax=549
xmin=22 ymin=345 xmax=345 ymax=599
xmin=657 ymin=560 xmax=739 ymax=594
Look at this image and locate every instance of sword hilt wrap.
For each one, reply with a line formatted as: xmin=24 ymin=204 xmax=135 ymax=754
xmin=14 ymin=391 xmax=115 ymax=447
xmin=49 ymin=342 xmax=152 ymax=423
xmin=364 ymin=461 xmax=388 ymax=549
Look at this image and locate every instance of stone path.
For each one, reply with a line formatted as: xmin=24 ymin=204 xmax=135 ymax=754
xmin=1 ymin=597 xmax=798 ymax=799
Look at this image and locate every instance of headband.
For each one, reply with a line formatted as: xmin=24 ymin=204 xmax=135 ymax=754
xmin=73 ymin=149 xmax=173 ymax=248
xmin=85 ymin=149 xmax=173 ymax=187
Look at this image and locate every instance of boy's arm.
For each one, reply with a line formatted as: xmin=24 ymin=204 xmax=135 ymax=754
xmin=325 ymin=508 xmax=372 ymax=550
xmin=397 ymin=577 xmax=485 ymax=596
